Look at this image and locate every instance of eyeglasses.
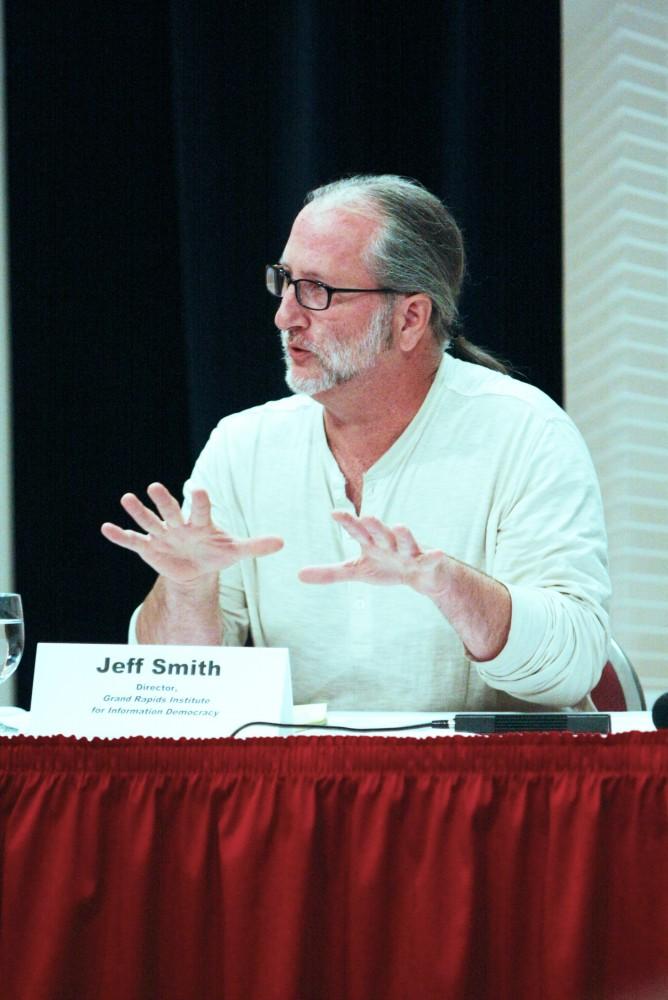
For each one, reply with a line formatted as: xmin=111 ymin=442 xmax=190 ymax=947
xmin=265 ymin=264 xmax=400 ymax=311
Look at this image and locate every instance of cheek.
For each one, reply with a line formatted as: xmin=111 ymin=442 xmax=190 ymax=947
xmin=311 ymin=306 xmax=369 ymax=351
xmin=328 ymin=315 xmax=361 ymax=344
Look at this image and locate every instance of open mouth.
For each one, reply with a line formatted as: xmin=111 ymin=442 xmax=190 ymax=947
xmin=288 ymin=342 xmax=314 ymax=361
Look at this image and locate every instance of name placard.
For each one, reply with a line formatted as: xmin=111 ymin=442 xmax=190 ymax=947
xmin=31 ymin=643 xmax=292 ymax=738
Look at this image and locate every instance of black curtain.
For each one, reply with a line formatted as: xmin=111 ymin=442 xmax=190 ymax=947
xmin=4 ymin=2 xmax=562 ymax=707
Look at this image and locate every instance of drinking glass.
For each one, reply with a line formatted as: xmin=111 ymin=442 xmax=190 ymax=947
xmin=0 ymin=593 xmax=24 ymax=733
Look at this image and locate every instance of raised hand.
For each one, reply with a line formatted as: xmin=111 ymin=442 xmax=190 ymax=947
xmin=298 ymin=511 xmax=449 ymax=597
xmin=101 ymin=482 xmax=283 ymax=583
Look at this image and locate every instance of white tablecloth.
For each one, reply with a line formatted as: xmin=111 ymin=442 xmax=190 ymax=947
xmin=0 ymin=706 xmax=656 ymax=737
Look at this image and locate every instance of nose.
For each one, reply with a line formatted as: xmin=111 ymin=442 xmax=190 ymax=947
xmin=274 ymin=282 xmax=308 ymax=331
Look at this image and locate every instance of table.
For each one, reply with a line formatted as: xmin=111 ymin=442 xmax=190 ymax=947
xmin=1 ymin=730 xmax=668 ymax=999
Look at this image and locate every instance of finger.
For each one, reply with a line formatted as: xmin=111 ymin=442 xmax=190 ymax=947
xmin=119 ymin=493 xmax=166 ymax=535
xmin=393 ymin=524 xmax=420 ymax=558
xmin=146 ymin=482 xmax=185 ymax=528
xmin=101 ymin=522 xmax=152 ymax=553
xmin=331 ymin=511 xmax=375 ymax=547
xmin=232 ymin=535 xmax=284 ymax=560
xmin=298 ymin=561 xmax=360 ymax=585
xmin=361 ymin=517 xmax=397 ymax=552
xmin=188 ymin=489 xmax=212 ymax=528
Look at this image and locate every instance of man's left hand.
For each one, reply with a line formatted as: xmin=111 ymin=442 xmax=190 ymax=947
xmin=299 ymin=510 xmax=511 ymax=661
xmin=298 ymin=511 xmax=448 ymax=597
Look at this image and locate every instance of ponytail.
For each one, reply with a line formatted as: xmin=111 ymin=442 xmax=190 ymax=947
xmin=450 ymin=333 xmax=510 ymax=375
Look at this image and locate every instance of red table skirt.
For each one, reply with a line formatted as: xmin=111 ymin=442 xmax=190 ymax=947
xmin=1 ymin=732 xmax=667 ymax=1000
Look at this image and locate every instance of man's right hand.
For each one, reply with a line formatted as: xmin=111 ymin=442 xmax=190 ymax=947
xmin=101 ymin=482 xmax=284 ymax=583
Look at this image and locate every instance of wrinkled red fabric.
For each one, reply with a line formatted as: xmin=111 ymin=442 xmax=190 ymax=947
xmin=1 ymin=732 xmax=667 ymax=1000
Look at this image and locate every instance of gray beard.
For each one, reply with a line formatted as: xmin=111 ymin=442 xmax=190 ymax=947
xmin=281 ymin=301 xmax=393 ymax=396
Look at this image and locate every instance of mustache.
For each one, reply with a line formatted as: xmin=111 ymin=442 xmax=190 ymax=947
xmin=281 ymin=331 xmax=318 ymax=356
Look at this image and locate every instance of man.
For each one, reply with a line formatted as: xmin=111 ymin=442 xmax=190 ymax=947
xmin=102 ymin=175 xmax=610 ymax=711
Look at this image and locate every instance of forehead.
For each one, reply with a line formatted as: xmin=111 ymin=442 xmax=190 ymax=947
xmin=281 ymin=202 xmax=381 ymax=282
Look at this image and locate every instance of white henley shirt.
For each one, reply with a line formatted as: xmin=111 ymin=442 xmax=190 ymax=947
xmin=134 ymin=353 xmax=611 ymax=711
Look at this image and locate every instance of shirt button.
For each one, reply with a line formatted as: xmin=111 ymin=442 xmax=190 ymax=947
xmin=354 ymin=597 xmax=365 ymax=610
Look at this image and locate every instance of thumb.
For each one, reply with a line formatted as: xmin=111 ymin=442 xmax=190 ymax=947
xmin=234 ymin=535 xmax=284 ymax=560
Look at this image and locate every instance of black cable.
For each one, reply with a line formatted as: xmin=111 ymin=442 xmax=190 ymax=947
xmin=229 ymin=719 xmax=452 ymax=738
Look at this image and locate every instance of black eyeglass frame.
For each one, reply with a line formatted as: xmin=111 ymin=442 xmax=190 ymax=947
xmin=266 ymin=264 xmax=401 ymax=311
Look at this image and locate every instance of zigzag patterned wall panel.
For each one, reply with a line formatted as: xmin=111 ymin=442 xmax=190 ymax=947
xmin=563 ymin=0 xmax=668 ymax=689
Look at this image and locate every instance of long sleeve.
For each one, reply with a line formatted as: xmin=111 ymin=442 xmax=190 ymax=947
xmin=476 ymin=417 xmax=610 ymax=706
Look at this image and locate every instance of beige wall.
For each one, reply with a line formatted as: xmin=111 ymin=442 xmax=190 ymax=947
xmin=562 ymin=0 xmax=668 ymax=690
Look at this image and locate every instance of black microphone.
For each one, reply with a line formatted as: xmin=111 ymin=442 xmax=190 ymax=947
xmin=651 ymin=693 xmax=668 ymax=730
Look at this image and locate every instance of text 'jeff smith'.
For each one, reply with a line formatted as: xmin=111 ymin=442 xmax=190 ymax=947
xmin=98 ymin=657 xmax=221 ymax=676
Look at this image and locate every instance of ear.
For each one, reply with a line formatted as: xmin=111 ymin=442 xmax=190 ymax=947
xmin=394 ymin=294 xmax=433 ymax=352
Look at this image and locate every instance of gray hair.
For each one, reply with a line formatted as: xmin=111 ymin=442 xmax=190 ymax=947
xmin=305 ymin=175 xmax=463 ymax=345
xmin=305 ymin=175 xmax=508 ymax=373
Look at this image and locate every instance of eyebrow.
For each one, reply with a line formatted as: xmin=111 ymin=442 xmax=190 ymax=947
xmin=276 ymin=261 xmax=327 ymax=283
